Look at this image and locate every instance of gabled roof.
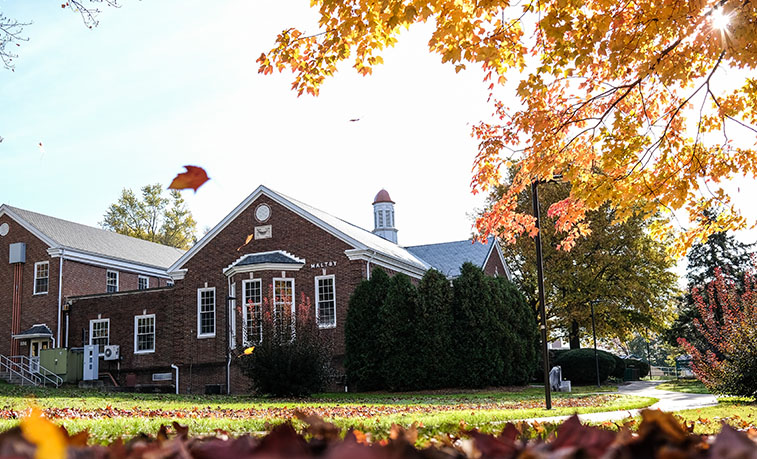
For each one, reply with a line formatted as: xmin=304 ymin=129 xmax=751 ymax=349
xmin=0 ymin=205 xmax=185 ymax=271
xmin=236 ymin=251 xmax=303 ymax=266
xmin=170 ymin=185 xmax=430 ymax=278
xmin=406 ymin=237 xmax=508 ymax=279
xmin=12 ymin=324 xmax=53 ymax=339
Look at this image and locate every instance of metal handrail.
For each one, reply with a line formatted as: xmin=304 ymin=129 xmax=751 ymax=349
xmin=9 ymin=355 xmax=63 ymax=387
xmin=0 ymin=355 xmax=39 ymax=386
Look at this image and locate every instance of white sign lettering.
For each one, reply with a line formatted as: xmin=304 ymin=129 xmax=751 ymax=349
xmin=310 ymin=261 xmax=337 ymax=269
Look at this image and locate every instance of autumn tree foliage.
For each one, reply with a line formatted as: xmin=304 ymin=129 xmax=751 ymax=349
xmin=678 ymin=268 xmax=757 ymax=397
xmin=493 ymin=179 xmax=678 ymax=347
xmin=238 ymin=291 xmax=333 ymax=397
xmin=260 ymin=0 xmax=757 ymax=255
xmin=101 ymin=183 xmax=197 ymax=250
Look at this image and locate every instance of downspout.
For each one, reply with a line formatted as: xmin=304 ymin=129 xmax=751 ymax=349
xmin=171 ymin=363 xmax=179 ymax=394
xmin=366 ymin=250 xmax=377 ymax=280
xmin=226 ymin=275 xmax=234 ymax=395
xmin=56 ymin=251 xmax=64 ymax=348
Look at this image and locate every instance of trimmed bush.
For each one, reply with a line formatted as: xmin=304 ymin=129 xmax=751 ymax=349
xmin=415 ymin=269 xmax=454 ymax=389
xmin=610 ymin=353 xmax=626 ymax=379
xmin=344 ymin=268 xmax=390 ymax=391
xmin=554 ymin=348 xmax=616 ymax=384
xmin=492 ymin=276 xmax=538 ymax=385
xmin=238 ymin=293 xmax=332 ymax=396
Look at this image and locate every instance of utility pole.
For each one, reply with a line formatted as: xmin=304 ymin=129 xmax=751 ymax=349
xmin=531 ymin=181 xmax=552 ymax=410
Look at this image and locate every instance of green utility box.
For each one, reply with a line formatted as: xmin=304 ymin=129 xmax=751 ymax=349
xmin=39 ymin=348 xmax=84 ymax=384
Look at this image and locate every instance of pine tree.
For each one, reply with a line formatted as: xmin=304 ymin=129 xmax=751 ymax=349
xmin=416 ymin=269 xmax=454 ymax=388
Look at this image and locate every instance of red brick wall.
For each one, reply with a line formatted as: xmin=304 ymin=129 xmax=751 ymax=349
xmin=62 ymin=260 xmax=168 ymax=297
xmin=0 ymin=214 xmax=59 ymax=355
xmin=483 ymin=244 xmax=508 ymax=278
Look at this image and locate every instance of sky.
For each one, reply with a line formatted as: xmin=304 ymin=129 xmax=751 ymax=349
xmin=1 ymin=2 xmax=754 ymax=271
xmin=0 ymin=1 xmax=495 ymax=247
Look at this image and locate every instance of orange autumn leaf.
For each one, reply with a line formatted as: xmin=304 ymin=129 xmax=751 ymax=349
xmin=168 ymin=165 xmax=209 ymax=192
xmin=20 ymin=406 xmax=66 ymax=459
xmin=237 ymin=233 xmax=254 ymax=251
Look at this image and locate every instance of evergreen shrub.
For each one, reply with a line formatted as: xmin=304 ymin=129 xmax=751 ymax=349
xmin=554 ymin=349 xmax=616 ymax=384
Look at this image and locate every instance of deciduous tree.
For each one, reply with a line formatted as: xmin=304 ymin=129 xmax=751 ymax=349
xmin=260 ymin=0 xmax=757 ymax=255
xmin=101 ymin=183 xmax=197 ymax=250
xmin=493 ymin=179 xmax=678 ymax=347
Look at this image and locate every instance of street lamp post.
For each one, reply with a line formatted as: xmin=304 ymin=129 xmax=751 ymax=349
xmin=531 ymin=181 xmax=552 ymax=410
xmin=590 ymin=301 xmax=600 ymax=388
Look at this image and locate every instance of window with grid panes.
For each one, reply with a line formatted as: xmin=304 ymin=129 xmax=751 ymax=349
xmin=197 ymin=288 xmax=215 ymax=337
xmin=34 ymin=262 xmax=49 ymax=294
xmin=89 ymin=319 xmax=109 ymax=353
xmin=273 ymin=278 xmax=294 ymax=336
xmin=134 ymin=314 xmax=155 ymax=353
xmin=242 ymin=279 xmax=262 ymax=345
xmin=106 ymin=271 xmax=118 ymax=293
xmin=138 ymin=276 xmax=149 ymax=290
xmin=315 ymin=275 xmax=336 ymax=328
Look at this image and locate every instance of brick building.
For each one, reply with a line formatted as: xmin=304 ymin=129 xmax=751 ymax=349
xmin=3 ymin=186 xmax=509 ymax=393
xmin=0 ymin=205 xmax=183 ymax=365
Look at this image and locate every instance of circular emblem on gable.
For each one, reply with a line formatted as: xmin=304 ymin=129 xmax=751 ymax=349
xmin=0 ymin=223 xmax=8 ymax=237
xmin=255 ymin=204 xmax=271 ymax=223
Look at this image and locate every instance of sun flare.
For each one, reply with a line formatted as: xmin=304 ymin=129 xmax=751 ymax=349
xmin=711 ymin=7 xmax=731 ymax=31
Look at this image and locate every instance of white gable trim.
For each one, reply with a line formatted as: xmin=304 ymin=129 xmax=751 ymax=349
xmin=222 ymin=250 xmax=305 ymax=277
xmin=344 ymin=249 xmax=426 ymax=279
xmin=169 ymin=185 xmax=371 ymax=273
xmin=0 ymin=205 xmax=58 ymax=248
xmin=47 ymin=248 xmax=172 ymax=279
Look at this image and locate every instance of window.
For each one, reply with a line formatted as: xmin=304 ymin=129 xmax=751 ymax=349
xmin=134 ymin=314 xmax=155 ymax=353
xmin=273 ymin=278 xmax=295 ymax=335
xmin=315 ymin=275 xmax=336 ymax=328
xmin=197 ymin=287 xmax=215 ymax=338
xmin=166 ymin=280 xmax=174 ymax=287
xmin=378 ymin=211 xmax=384 ymax=227
xmin=106 ymin=270 xmax=118 ymax=293
xmin=242 ymin=279 xmax=262 ymax=345
xmin=89 ymin=319 xmax=110 ymax=354
xmin=34 ymin=261 xmax=49 ymax=295
xmin=138 ymin=276 xmax=149 ymax=290
xmin=386 ymin=210 xmax=392 ymax=227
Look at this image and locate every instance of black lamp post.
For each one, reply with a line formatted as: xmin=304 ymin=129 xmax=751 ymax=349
xmin=590 ymin=301 xmax=600 ymax=387
xmin=531 ymin=181 xmax=552 ymax=410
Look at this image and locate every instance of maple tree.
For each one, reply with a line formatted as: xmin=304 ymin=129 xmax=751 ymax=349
xmin=101 ymin=183 xmax=197 ymax=249
xmin=259 ymin=0 xmax=757 ymax=255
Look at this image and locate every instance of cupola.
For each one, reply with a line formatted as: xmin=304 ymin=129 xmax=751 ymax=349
xmin=372 ymin=189 xmax=398 ymax=243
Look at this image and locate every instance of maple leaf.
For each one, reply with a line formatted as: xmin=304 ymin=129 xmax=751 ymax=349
xmin=168 ymin=165 xmax=209 ymax=192
xmin=19 ymin=407 xmax=66 ymax=459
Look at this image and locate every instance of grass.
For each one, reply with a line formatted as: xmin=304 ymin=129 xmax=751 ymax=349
xmin=0 ymin=382 xmax=655 ymax=444
xmin=672 ymin=397 xmax=757 ymax=434
xmin=655 ymin=379 xmax=710 ymax=394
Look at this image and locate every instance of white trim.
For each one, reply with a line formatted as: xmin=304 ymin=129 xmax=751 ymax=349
xmin=89 ymin=318 xmax=110 ymax=353
xmin=47 ymin=247 xmax=172 ymax=279
xmin=33 ymin=261 xmax=50 ymax=295
xmin=314 ymin=274 xmax=336 ymax=329
xmin=106 ymin=270 xmax=119 ymax=293
xmin=344 ymin=249 xmax=426 ymax=279
xmin=241 ymin=278 xmax=262 ymax=345
xmin=197 ymin=287 xmax=216 ymax=338
xmin=481 ymin=239 xmax=512 ymax=281
xmin=0 ymin=205 xmax=57 ymax=248
xmin=168 ymin=269 xmax=187 ymax=281
xmin=138 ymin=275 xmax=150 ymax=290
xmin=134 ymin=314 xmax=156 ymax=354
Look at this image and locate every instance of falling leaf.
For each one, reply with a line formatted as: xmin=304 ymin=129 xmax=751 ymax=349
xmin=243 ymin=346 xmax=255 ymax=355
xmin=168 ymin=165 xmax=209 ymax=192
xmin=20 ymin=407 xmax=66 ymax=459
xmin=237 ymin=233 xmax=254 ymax=251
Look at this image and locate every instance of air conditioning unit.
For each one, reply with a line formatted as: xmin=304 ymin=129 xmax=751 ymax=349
xmin=103 ymin=345 xmax=120 ymax=361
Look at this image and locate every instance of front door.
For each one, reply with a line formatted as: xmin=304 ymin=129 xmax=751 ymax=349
xmin=29 ymin=339 xmax=49 ymax=373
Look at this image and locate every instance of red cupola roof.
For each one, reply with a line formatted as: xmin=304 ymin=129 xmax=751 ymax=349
xmin=373 ymin=189 xmax=394 ymax=204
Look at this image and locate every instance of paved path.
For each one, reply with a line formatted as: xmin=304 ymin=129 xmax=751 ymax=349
xmin=511 ymin=380 xmax=718 ymax=424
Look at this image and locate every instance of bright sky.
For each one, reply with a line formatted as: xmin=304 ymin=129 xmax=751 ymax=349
xmin=0 ymin=1 xmax=493 ymax=247
xmin=1 ymin=1 xmax=754 ymax=266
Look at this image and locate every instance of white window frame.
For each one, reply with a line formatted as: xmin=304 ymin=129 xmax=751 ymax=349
xmin=138 ymin=276 xmax=150 ymax=290
xmin=197 ymin=287 xmax=216 ymax=338
xmin=273 ymin=278 xmax=295 ymax=336
xmin=242 ymin=279 xmax=263 ymax=345
xmin=166 ymin=280 xmax=174 ymax=287
xmin=89 ymin=318 xmax=110 ymax=354
xmin=134 ymin=314 xmax=156 ymax=354
xmin=315 ymin=275 xmax=336 ymax=329
xmin=106 ymin=270 xmax=119 ymax=293
xmin=33 ymin=261 xmax=49 ymax=295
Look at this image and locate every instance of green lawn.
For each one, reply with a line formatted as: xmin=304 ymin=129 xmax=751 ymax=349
xmin=656 ymin=379 xmax=710 ymax=394
xmin=0 ymin=382 xmax=654 ymax=444
xmin=672 ymin=398 xmax=757 ymax=434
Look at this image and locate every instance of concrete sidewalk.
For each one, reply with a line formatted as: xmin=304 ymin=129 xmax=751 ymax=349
xmin=511 ymin=380 xmax=718 ymax=424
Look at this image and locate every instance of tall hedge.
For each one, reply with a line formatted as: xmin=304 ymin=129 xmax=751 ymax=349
xmin=554 ymin=349 xmax=616 ymax=384
xmin=379 ymin=273 xmax=424 ymax=390
xmin=415 ymin=269 xmax=454 ymax=388
xmin=493 ymin=276 xmax=538 ymax=385
xmin=344 ymin=267 xmax=390 ymax=390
